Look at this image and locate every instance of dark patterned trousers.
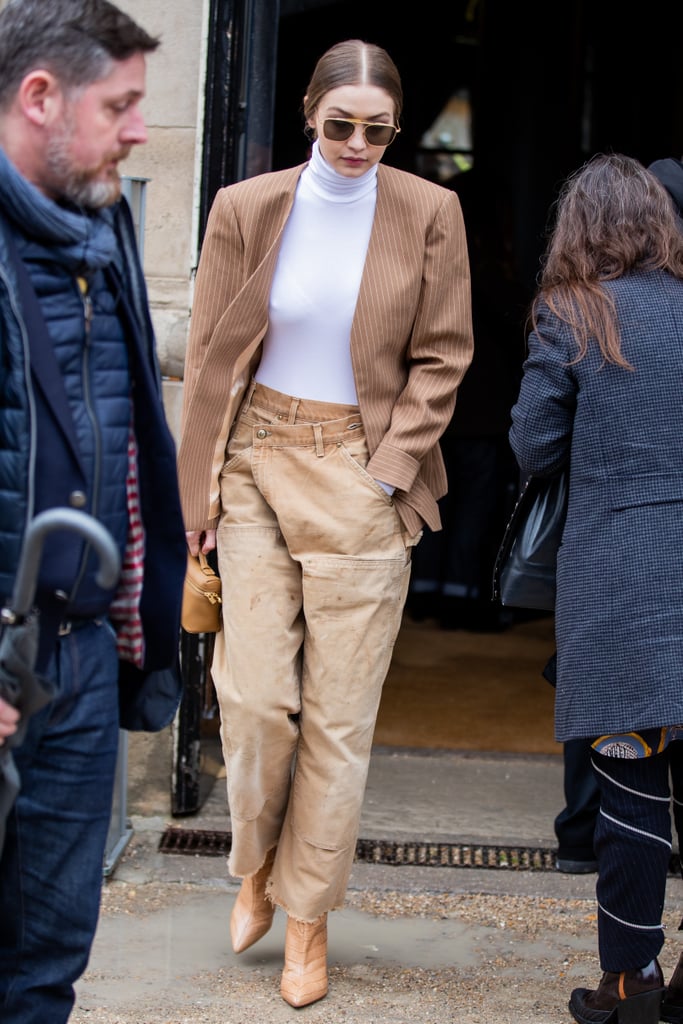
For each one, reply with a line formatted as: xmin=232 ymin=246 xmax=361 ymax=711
xmin=592 ymin=744 xmax=682 ymax=971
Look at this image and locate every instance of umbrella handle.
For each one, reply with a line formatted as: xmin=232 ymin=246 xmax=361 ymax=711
xmin=9 ymin=509 xmax=121 ymax=618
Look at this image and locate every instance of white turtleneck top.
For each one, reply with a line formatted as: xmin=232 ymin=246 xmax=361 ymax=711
xmin=255 ymin=140 xmax=377 ymax=405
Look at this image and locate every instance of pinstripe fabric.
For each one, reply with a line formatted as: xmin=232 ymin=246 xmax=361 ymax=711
xmin=177 ymin=162 xmax=473 ymax=537
xmin=592 ymin=749 xmax=673 ymax=970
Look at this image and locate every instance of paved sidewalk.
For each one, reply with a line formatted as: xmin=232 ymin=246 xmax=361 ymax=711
xmin=179 ymin=744 xmax=567 ymax=843
xmin=68 ymin=746 xmax=683 ymax=1024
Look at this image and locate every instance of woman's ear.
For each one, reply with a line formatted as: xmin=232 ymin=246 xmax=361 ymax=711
xmin=304 ymin=110 xmax=316 ymax=138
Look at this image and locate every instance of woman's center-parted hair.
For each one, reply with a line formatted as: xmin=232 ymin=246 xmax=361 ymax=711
xmin=302 ymin=40 xmax=403 ymax=125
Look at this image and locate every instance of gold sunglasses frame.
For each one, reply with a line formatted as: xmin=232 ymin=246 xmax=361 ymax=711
xmin=321 ymin=117 xmax=401 ymax=147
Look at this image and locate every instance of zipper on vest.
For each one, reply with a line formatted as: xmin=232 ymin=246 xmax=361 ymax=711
xmin=70 ymin=275 xmax=103 ymax=602
xmin=77 ymin=275 xmax=92 ymax=332
xmin=76 ymin=277 xmax=98 ymax=500
xmin=76 ymin=278 xmax=100 ymax=503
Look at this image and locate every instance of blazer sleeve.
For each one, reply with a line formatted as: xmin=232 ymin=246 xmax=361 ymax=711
xmin=365 ymin=188 xmax=474 ymax=492
xmin=509 ymin=302 xmax=577 ymax=476
xmin=181 ymin=188 xmax=245 ymax=427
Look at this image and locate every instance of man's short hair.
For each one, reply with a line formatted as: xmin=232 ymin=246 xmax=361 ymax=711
xmin=0 ymin=0 xmax=159 ymax=110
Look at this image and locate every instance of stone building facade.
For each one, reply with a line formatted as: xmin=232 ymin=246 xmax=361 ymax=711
xmin=116 ymin=0 xmax=207 ymax=436
xmin=0 ymin=0 xmax=207 ymax=435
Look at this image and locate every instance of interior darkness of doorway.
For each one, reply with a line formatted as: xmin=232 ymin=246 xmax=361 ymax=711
xmin=273 ymin=0 xmax=477 ymax=176
xmin=273 ymin=0 xmax=683 ymax=294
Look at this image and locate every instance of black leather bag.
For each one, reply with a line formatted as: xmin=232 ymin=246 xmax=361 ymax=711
xmin=491 ymin=470 xmax=569 ymax=611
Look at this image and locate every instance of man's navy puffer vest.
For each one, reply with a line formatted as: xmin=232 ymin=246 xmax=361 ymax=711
xmin=15 ymin=235 xmax=131 ymax=617
xmin=0 ymin=193 xmax=187 ymax=729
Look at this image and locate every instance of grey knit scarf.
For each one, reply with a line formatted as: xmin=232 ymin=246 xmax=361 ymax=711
xmin=0 ymin=145 xmax=119 ymax=273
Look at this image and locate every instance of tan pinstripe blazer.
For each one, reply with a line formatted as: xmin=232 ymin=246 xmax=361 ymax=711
xmin=177 ymin=161 xmax=473 ymax=536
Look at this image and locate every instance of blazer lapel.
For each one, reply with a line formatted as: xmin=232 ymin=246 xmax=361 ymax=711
xmin=185 ymin=181 xmax=298 ymax=420
xmin=352 ymin=166 xmax=409 ymax=347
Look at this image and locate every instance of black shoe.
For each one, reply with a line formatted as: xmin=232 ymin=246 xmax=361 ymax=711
xmin=556 ymin=857 xmax=598 ymax=874
xmin=569 ymin=961 xmax=664 ymax=1024
xmin=662 ymin=952 xmax=683 ymax=1023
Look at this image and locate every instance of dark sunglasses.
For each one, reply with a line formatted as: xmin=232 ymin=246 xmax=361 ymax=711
xmin=322 ymin=117 xmax=400 ymax=147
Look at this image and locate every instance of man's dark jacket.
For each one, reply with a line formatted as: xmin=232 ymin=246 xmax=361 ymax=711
xmin=0 ymin=198 xmax=186 ymax=731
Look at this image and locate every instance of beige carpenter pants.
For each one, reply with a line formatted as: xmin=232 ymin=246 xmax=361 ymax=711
xmin=212 ymin=380 xmax=415 ymax=921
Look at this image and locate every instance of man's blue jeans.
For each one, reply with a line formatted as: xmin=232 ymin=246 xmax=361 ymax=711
xmin=0 ymin=618 xmax=120 ymax=1023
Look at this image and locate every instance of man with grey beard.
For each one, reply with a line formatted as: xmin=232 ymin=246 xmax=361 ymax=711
xmin=0 ymin=2 xmax=186 ymax=1020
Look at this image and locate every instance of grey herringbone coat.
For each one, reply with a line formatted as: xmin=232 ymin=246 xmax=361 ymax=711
xmin=510 ymin=269 xmax=683 ymax=742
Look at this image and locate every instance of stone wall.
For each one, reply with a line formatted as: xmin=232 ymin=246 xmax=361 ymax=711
xmin=0 ymin=0 xmax=209 ymax=436
xmin=116 ymin=0 xmax=205 ymax=385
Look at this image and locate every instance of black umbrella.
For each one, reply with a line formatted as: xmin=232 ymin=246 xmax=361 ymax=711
xmin=0 ymin=508 xmax=121 ymax=855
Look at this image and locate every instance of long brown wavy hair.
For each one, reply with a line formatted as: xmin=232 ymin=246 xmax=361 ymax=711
xmin=531 ymin=152 xmax=683 ymax=368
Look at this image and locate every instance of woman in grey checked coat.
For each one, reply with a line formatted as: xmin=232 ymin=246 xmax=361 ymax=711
xmin=510 ymin=153 xmax=683 ymax=1024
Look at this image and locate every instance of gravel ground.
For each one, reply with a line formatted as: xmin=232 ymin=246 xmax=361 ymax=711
xmin=70 ymin=875 xmax=683 ymax=1024
xmin=70 ymin=738 xmax=683 ymax=1024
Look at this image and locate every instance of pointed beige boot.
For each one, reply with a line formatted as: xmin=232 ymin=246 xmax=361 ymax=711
xmin=280 ymin=913 xmax=328 ymax=1008
xmin=229 ymin=847 xmax=276 ymax=954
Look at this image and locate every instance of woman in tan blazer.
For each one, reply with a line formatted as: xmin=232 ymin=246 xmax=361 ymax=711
xmin=177 ymin=39 xmax=473 ymax=1008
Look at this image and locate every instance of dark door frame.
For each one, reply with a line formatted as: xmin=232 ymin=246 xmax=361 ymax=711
xmin=173 ymin=0 xmax=280 ymax=816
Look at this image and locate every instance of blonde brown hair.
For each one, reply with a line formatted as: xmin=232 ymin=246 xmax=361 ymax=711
xmin=303 ymin=39 xmax=403 ymax=124
xmin=533 ymin=152 xmax=683 ymax=368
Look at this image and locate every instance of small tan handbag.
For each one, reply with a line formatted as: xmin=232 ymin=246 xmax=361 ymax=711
xmin=181 ymin=552 xmax=222 ymax=633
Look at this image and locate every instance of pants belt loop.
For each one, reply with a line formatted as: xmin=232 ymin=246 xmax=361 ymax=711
xmin=313 ymin=422 xmax=325 ymax=457
xmin=244 ymin=378 xmax=257 ymax=410
xmin=287 ymin=397 xmax=300 ymax=424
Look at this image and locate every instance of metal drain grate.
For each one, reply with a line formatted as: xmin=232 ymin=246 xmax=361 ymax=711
xmin=159 ymin=828 xmax=683 ymax=875
xmin=159 ymin=827 xmax=556 ymax=870
xmin=355 ymin=838 xmax=555 ymax=870
xmin=160 ymin=828 xmax=231 ymax=857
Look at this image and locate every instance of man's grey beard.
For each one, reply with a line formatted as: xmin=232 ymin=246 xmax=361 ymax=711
xmin=45 ymin=120 xmax=122 ymax=210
